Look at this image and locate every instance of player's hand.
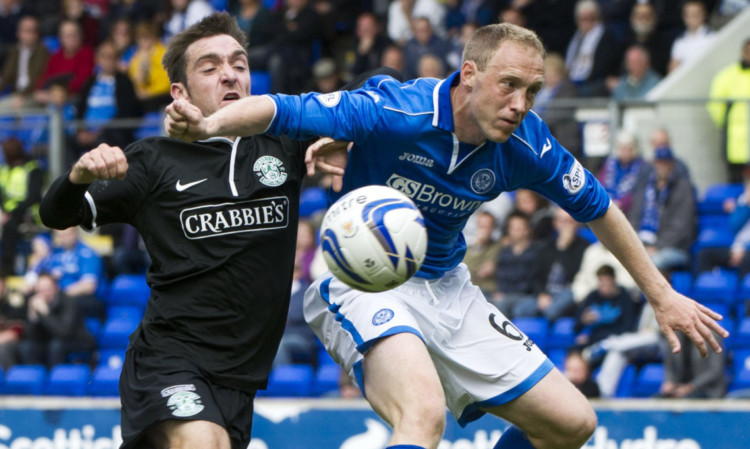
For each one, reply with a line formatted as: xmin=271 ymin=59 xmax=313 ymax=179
xmin=652 ymin=289 xmax=729 ymax=358
xmin=70 ymin=143 xmax=128 ymax=184
xmin=305 ymin=137 xmax=348 ymax=192
xmin=165 ymin=99 xmax=209 ymax=142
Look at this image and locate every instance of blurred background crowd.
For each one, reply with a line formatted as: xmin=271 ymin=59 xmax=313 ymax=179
xmin=0 ymin=0 xmax=750 ymax=399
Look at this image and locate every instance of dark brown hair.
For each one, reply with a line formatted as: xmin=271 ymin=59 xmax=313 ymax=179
xmin=162 ymin=12 xmax=248 ymax=87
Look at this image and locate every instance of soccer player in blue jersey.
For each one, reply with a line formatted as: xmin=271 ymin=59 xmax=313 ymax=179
xmin=165 ymin=23 xmax=728 ymax=449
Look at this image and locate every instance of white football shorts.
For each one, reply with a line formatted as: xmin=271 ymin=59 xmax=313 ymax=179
xmin=303 ymin=263 xmax=553 ymax=425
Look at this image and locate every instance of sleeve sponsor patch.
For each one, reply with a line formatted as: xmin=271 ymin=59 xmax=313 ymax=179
xmin=316 ymin=91 xmax=342 ymax=107
xmin=563 ymin=160 xmax=585 ymax=194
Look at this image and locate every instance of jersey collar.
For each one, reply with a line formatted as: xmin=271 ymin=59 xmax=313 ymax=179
xmin=432 ymin=71 xmax=460 ymax=133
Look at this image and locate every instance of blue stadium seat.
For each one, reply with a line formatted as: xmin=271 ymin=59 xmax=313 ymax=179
xmin=729 ymin=364 xmax=750 ymax=392
xmin=299 ymin=187 xmax=328 ymax=219
xmin=614 ymin=364 xmax=637 ymax=398
xmin=691 ymin=270 xmax=738 ymax=304
xmin=513 ymin=317 xmax=549 ymax=351
xmin=737 ymin=274 xmax=750 ymax=301
xmin=88 ymin=365 xmax=121 ymax=397
xmin=107 ymin=274 xmax=150 ymax=308
xmin=0 ymin=116 xmax=17 ymax=146
xmin=3 ymin=365 xmax=47 ymax=395
xmin=670 ymin=271 xmax=693 ymax=296
xmin=15 ymin=114 xmax=49 ymax=149
xmin=44 ymin=364 xmax=91 ymax=396
xmin=631 ymin=363 xmax=664 ymax=398
xmin=546 ymin=349 xmax=567 ymax=371
xmin=732 ymin=318 xmax=750 ymax=349
xmin=97 ymin=348 xmax=127 ymax=369
xmin=731 ymin=349 xmax=750 ymax=375
xmin=85 ymin=317 xmax=102 ymax=339
xmin=251 ymin=71 xmax=272 ymax=95
xmin=698 ymin=213 xmax=730 ymax=233
xmin=97 ymin=316 xmax=139 ymax=349
xmin=317 ymin=346 xmax=337 ymax=367
xmin=263 ymin=364 xmax=314 ymax=397
xmin=135 ymin=112 xmax=163 ymax=140
xmin=209 ymin=0 xmax=228 ymax=10
xmin=547 ymin=317 xmax=576 ymax=350
xmin=693 ymin=228 xmax=734 ymax=253
xmin=106 ymin=305 xmax=143 ymax=322
xmin=42 ymin=36 xmax=60 ymax=52
xmin=312 ymin=364 xmax=341 ymax=396
xmin=698 ymin=183 xmax=744 ymax=214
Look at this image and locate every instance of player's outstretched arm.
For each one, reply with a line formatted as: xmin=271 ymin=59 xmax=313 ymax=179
xmin=40 ymin=143 xmax=129 ymax=230
xmin=165 ymin=96 xmax=276 ymax=141
xmin=588 ymin=205 xmax=729 ymax=358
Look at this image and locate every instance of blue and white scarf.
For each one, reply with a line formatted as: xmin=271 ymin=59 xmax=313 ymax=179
xmin=638 ymin=172 xmax=670 ymax=245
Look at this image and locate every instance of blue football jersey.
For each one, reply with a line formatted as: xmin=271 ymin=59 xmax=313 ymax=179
xmin=267 ymin=71 xmax=611 ymax=279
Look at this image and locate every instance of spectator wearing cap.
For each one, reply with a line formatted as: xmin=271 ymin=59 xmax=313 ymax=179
xmin=628 ymin=146 xmax=697 ymax=273
xmin=310 ymin=58 xmax=342 ymax=94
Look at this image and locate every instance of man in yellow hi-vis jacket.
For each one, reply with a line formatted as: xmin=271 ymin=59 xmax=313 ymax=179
xmin=708 ymin=38 xmax=750 ymax=182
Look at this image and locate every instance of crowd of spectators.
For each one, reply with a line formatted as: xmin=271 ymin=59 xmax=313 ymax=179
xmin=0 ymin=0 xmax=746 ymax=399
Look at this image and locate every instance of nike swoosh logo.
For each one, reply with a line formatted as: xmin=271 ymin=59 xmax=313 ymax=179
xmin=175 ymin=178 xmax=208 ymax=192
xmin=540 ymin=138 xmax=552 ymax=158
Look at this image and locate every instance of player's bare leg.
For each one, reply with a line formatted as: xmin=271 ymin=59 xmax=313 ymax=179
xmin=363 ymin=333 xmax=446 ymax=449
xmin=485 ymin=368 xmax=597 ymax=449
xmin=143 ymin=420 xmax=231 ymax=449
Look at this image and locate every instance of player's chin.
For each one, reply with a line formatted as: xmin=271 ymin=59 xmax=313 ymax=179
xmin=487 ymin=127 xmax=512 ymax=143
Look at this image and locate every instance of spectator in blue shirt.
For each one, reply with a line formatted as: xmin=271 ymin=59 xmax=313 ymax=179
xmin=73 ymin=40 xmax=142 ymax=162
xmin=574 ymin=264 xmax=637 ymax=347
xmin=31 ymin=227 xmax=104 ymax=320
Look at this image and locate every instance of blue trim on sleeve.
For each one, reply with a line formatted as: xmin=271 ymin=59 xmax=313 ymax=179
xmin=456 ymin=358 xmax=555 ymax=427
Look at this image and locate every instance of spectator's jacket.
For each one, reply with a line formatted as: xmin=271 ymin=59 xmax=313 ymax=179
xmin=128 ymin=42 xmax=170 ymax=99
xmin=76 ymin=71 xmax=142 ymax=148
xmin=708 ymin=62 xmax=750 ymax=164
xmin=0 ymin=42 xmax=49 ymax=95
xmin=24 ymin=292 xmax=94 ymax=344
xmin=0 ymin=160 xmax=43 ymax=221
xmin=35 ymin=45 xmax=95 ymax=95
xmin=627 ymin=170 xmax=697 ymax=251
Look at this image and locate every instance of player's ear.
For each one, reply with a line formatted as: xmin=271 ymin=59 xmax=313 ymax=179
xmin=171 ymin=83 xmax=189 ymax=101
xmin=461 ymin=60 xmax=477 ymax=89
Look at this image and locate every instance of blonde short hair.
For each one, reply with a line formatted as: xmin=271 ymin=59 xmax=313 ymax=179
xmin=462 ymin=23 xmax=545 ymax=72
